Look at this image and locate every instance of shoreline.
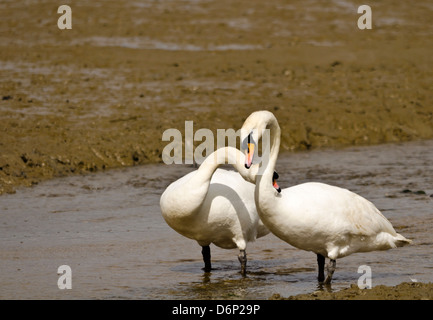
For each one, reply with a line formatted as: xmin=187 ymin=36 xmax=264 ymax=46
xmin=1 ymin=136 xmax=432 ymax=196
xmin=271 ymin=281 xmax=433 ymax=300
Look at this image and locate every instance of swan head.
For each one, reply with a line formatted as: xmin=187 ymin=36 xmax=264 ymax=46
xmin=240 ymin=110 xmax=281 ymax=193
xmin=240 ymin=110 xmax=277 ymax=169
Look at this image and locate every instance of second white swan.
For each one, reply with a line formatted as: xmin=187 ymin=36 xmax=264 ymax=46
xmin=160 ymin=146 xmax=278 ymax=274
xmin=241 ymin=110 xmax=411 ymax=283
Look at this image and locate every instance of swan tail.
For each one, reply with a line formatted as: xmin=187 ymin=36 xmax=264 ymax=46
xmin=394 ymin=233 xmax=412 ymax=247
xmin=376 ymin=232 xmax=412 ymax=249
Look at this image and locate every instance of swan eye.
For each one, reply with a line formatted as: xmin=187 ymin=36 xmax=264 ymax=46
xmin=246 ymin=143 xmax=255 ymax=157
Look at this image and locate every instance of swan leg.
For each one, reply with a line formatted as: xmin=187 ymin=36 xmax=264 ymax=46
xmin=317 ymin=254 xmax=325 ymax=283
xmin=324 ymin=259 xmax=336 ymax=284
xmin=238 ymin=249 xmax=247 ymax=276
xmin=201 ymin=245 xmax=211 ymax=272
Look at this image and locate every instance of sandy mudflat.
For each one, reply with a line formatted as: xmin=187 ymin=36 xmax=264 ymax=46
xmin=1 ymin=0 xmax=433 ymax=195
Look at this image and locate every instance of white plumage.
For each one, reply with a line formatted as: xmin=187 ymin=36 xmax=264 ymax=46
xmin=160 ymin=147 xmax=269 ymax=274
xmin=270 ymin=182 xmax=409 ymax=259
xmin=241 ymin=110 xmax=411 ymax=283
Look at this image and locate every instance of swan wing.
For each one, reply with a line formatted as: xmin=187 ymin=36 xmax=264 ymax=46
xmin=281 ymin=182 xmax=397 ymax=237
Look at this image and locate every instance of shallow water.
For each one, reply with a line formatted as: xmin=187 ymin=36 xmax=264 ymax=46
xmin=0 ymin=140 xmax=432 ymax=299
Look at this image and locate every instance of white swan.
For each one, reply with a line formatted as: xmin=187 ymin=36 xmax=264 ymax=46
xmin=241 ymin=110 xmax=412 ymax=283
xmin=160 ymin=146 xmax=276 ymax=275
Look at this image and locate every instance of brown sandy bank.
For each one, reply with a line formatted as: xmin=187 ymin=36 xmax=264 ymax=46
xmin=1 ymin=0 xmax=433 ymax=195
xmin=271 ymin=282 xmax=433 ymax=300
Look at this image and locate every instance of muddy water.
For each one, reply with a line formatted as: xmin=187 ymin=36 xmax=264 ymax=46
xmin=0 ymin=140 xmax=432 ymax=299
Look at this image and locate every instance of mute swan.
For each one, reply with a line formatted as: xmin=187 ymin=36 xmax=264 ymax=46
xmin=160 ymin=146 xmax=278 ymax=275
xmin=241 ymin=110 xmax=411 ymax=284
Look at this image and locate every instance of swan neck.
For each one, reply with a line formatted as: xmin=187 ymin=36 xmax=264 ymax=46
xmin=255 ymin=117 xmax=281 ymax=208
xmin=198 ymin=147 xmax=255 ymax=184
xmin=261 ymin=119 xmax=280 ymax=180
xmin=172 ymin=147 xmax=254 ymax=217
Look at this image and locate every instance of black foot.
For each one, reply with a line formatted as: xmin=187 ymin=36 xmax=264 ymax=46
xmin=317 ymin=254 xmax=325 ymax=283
xmin=201 ymin=245 xmax=211 ymax=272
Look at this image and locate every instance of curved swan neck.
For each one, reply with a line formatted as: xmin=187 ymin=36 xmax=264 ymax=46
xmin=197 ymin=147 xmax=257 ymax=185
xmin=253 ymin=113 xmax=281 ymax=209
xmin=161 ymin=146 xmax=256 ymax=221
xmin=258 ymin=117 xmax=281 ymax=184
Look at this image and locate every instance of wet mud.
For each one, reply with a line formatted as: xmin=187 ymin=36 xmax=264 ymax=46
xmin=1 ymin=0 xmax=433 ymax=195
xmin=1 ymin=140 xmax=432 ymax=299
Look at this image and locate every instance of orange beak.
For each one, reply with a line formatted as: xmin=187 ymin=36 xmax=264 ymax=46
xmin=273 ymin=171 xmax=281 ymax=193
xmin=245 ymin=143 xmax=255 ymax=169
xmin=273 ymin=179 xmax=281 ymax=193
